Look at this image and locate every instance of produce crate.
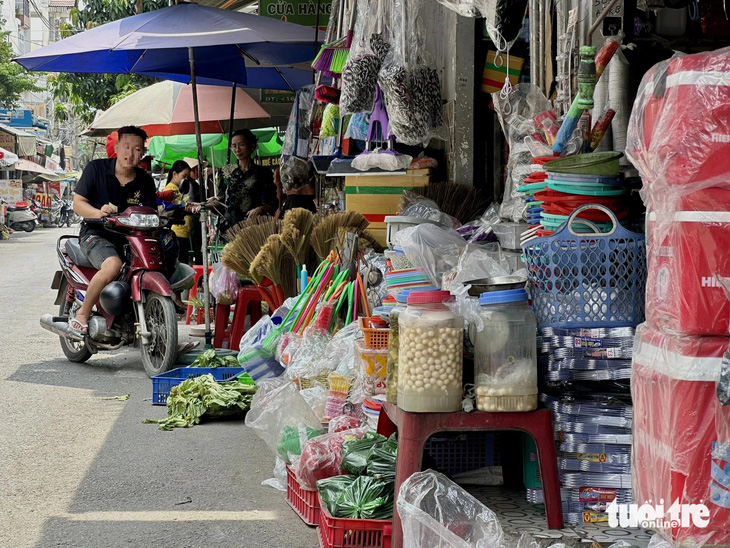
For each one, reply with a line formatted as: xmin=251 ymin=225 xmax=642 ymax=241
xmin=424 ymin=432 xmax=501 ymax=475
xmin=317 ymin=494 xmax=392 ymax=548
xmin=359 ymin=317 xmax=389 ymax=349
xmin=151 ymin=367 xmax=244 ymax=405
xmin=286 ymin=465 xmax=320 ymax=526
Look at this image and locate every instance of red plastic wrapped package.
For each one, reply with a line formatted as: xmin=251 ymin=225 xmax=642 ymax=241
xmin=628 ymin=48 xmax=730 ymax=192
xmin=646 ymin=188 xmax=730 ymax=336
xmin=632 ymin=324 xmax=730 ymax=545
xmin=328 ymin=415 xmax=364 ymax=433
xmin=295 ymin=427 xmax=368 ymax=490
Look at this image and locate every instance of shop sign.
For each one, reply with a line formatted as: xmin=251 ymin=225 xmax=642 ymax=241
xmin=35 ymin=193 xmax=53 ymax=208
xmin=260 ymin=89 xmax=296 ymax=103
xmin=0 ymin=131 xmax=15 ymax=151
xmin=0 ymin=179 xmax=23 ymax=203
xmin=257 ymin=155 xmax=281 ymax=168
xmin=259 ymin=0 xmax=332 ymax=27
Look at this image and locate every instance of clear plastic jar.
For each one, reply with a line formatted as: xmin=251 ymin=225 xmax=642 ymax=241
xmin=385 ymin=296 xmax=407 ymax=404
xmin=398 ymin=290 xmax=463 ymax=412
xmin=473 ymin=289 xmax=537 ymax=412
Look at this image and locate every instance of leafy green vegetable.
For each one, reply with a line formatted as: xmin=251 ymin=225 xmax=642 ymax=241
xmin=189 ymin=349 xmax=240 ymax=368
xmin=317 ymin=475 xmax=358 ymax=515
xmin=332 ymin=476 xmax=394 ymax=520
xmin=101 ymin=394 xmax=130 ymax=401
xmin=340 ymin=432 xmax=387 ymax=475
xmin=367 ymin=434 xmax=398 ymax=480
xmin=144 ymin=374 xmax=257 ymax=430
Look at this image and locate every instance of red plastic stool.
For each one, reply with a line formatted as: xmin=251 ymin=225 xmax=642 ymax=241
xmin=376 ymin=403 xmax=563 ymax=548
xmin=212 ymin=286 xmax=263 ymax=350
xmin=185 ymin=265 xmax=214 ymax=325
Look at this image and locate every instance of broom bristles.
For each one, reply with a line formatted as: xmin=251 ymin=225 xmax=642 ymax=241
xmin=310 ymin=211 xmax=370 ymax=260
xmin=281 ymin=208 xmax=315 ymax=265
xmin=401 ymin=183 xmax=490 ymax=223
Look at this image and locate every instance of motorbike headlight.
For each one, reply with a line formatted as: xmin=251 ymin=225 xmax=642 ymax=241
xmin=117 ymin=213 xmax=160 ymax=228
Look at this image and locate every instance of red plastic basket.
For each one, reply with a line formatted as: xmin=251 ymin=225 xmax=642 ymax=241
xmin=317 ymin=494 xmax=392 ymax=548
xmin=286 ymin=465 xmax=321 ymax=527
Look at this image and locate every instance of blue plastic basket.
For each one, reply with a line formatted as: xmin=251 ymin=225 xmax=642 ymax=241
xmin=521 ymin=204 xmax=646 ymax=328
xmin=151 ymin=366 xmax=244 ymax=405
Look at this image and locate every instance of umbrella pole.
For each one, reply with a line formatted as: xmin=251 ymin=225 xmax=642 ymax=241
xmin=226 ymin=82 xmax=236 ymax=165
xmin=189 ymin=46 xmax=213 ymax=349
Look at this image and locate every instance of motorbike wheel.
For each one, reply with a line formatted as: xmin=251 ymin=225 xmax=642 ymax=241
xmin=65 ymin=216 xmax=72 ymax=228
xmin=140 ymin=292 xmax=178 ymax=377
xmin=18 ymin=221 xmax=35 ymax=233
xmin=58 ymin=282 xmax=92 ymax=363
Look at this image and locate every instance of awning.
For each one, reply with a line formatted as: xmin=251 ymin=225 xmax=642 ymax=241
xmin=0 ymin=147 xmax=20 ymax=168
xmin=15 ymin=158 xmax=56 ymax=175
xmin=22 ymin=171 xmax=81 ymax=183
xmin=0 ymin=123 xmax=37 ymax=156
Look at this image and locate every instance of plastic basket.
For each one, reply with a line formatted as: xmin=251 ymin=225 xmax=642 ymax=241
xmin=521 ymin=204 xmax=646 ymax=328
xmin=424 ymin=432 xmax=501 ymax=475
xmin=151 ymin=367 xmax=244 ymax=405
xmin=317 ymin=494 xmax=392 ymax=548
xmin=359 ymin=317 xmax=389 ymax=349
xmin=286 ymin=464 xmax=320 ymax=526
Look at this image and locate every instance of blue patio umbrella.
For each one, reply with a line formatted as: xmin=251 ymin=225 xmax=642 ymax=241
xmin=15 ymin=2 xmax=323 ymax=347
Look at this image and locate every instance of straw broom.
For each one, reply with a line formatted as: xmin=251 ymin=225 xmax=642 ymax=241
xmin=310 ymin=211 xmax=370 ymax=260
xmin=250 ymin=234 xmax=287 ymax=308
xmin=280 ymin=208 xmax=315 ymax=264
xmin=336 ymin=227 xmax=384 ymax=253
xmin=403 ymin=183 xmax=490 ymax=223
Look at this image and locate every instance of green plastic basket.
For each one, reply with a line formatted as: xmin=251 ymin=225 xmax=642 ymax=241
xmin=543 ymin=152 xmax=623 ymax=176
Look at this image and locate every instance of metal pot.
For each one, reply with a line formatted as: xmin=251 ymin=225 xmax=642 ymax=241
xmin=466 ymin=275 xmax=527 ymax=297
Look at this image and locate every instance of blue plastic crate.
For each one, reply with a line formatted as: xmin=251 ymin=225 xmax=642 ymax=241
xmin=151 ymin=367 xmax=244 ymax=405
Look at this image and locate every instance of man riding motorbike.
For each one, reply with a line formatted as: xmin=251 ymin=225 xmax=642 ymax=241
xmin=70 ymin=126 xmax=160 ymax=337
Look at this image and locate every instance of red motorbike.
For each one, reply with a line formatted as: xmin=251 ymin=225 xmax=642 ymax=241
xmin=40 ymin=206 xmax=194 ymax=376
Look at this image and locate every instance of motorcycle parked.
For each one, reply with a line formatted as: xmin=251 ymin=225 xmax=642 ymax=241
xmin=1 ymin=199 xmax=39 ymax=232
xmin=40 ymin=206 xmax=194 ymax=376
xmin=54 ymin=198 xmax=78 ymax=227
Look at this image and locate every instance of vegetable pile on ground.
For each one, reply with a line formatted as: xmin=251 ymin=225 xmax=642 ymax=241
xmin=145 ymin=374 xmax=257 ymax=430
xmin=190 ymin=349 xmax=240 ymax=368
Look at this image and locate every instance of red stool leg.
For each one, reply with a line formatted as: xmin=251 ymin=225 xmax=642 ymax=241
xmin=525 ymin=411 xmax=564 ymax=530
xmin=229 ymin=299 xmax=248 ymax=352
xmin=185 ymin=268 xmax=202 ymax=325
xmin=213 ymin=303 xmax=231 ymax=349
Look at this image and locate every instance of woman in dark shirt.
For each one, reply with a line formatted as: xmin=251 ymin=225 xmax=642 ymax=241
xmin=216 ymin=129 xmax=278 ymax=230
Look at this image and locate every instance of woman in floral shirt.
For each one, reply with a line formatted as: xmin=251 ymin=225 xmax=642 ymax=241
xmin=216 ymin=129 xmax=278 ymax=230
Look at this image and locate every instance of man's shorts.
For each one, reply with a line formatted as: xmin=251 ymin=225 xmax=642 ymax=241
xmin=79 ymin=234 xmax=122 ymax=270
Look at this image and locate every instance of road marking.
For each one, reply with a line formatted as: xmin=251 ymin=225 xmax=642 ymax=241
xmin=61 ymin=510 xmax=279 ymax=522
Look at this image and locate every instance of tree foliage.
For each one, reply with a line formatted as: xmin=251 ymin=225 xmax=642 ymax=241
xmin=51 ymin=0 xmax=166 ymax=125
xmin=0 ymin=1 xmax=42 ymax=108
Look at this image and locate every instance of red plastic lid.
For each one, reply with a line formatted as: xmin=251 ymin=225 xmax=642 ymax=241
xmin=531 ymin=156 xmax=559 ymax=165
xmin=407 ymin=290 xmax=451 ymax=305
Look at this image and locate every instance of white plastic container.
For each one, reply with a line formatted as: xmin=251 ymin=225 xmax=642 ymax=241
xmin=385 ymin=216 xmax=442 ymax=249
xmin=473 ymin=289 xmax=537 ymax=412
xmin=398 ymin=290 xmax=463 ymax=412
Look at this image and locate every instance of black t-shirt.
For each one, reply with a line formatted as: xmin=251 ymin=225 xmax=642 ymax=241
xmin=76 ymin=158 xmax=157 ymax=242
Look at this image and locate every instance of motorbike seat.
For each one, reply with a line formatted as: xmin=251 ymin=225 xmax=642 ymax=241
xmin=65 ymin=238 xmax=95 ymax=269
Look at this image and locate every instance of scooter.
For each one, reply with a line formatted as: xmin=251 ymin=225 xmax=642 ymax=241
xmin=40 ymin=206 xmax=195 ymax=377
xmin=2 ymin=199 xmax=39 ymax=232
xmin=54 ymin=199 xmax=77 ymax=227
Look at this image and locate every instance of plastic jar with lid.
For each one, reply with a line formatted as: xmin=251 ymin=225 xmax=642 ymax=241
xmin=473 ymin=289 xmax=537 ymax=412
xmin=398 ymin=290 xmax=463 ymax=412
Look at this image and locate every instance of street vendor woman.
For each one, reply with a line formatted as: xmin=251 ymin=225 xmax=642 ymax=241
xmin=70 ymin=126 xmax=157 ymax=336
xmin=216 ymin=129 xmax=278 ymax=231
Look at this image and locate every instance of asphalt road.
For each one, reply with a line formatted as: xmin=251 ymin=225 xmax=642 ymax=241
xmin=0 ymin=228 xmax=318 ymax=548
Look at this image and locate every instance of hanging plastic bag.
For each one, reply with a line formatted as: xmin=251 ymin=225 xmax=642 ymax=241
xmin=281 ymin=85 xmax=315 ymax=159
xmin=320 ymin=104 xmax=341 ymax=138
xmin=483 ymin=0 xmax=528 ymax=52
xmin=340 ymin=0 xmax=392 ymax=114
xmin=244 ymin=378 xmax=324 ymax=463
xmin=345 ymin=112 xmax=370 ymax=141
xmin=436 ymin=0 xmax=489 ymax=18
xmin=210 ymin=265 xmax=241 ymax=306
xmin=378 ymin=0 xmax=443 ymax=146
xmin=295 ymin=427 xmax=369 ymax=489
xmin=280 ymin=155 xmax=311 ymax=193
xmin=237 ymin=315 xmax=285 ymax=381
xmin=397 ymin=471 xmax=505 ymax=548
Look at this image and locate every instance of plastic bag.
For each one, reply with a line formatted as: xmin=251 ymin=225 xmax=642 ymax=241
xmin=400 ymin=192 xmax=457 ymax=228
xmin=378 ymin=0 xmax=443 ymax=146
xmin=320 ymin=104 xmax=340 ymax=138
xmin=352 ymin=149 xmax=413 ymax=172
xmin=276 ymin=331 xmax=302 ymax=366
xmin=276 ymin=424 xmax=323 ymax=463
xmin=493 ymin=84 xmax=551 ymax=221
xmin=281 ymin=85 xmax=314 ymax=159
xmin=280 ymin=155 xmax=311 ymax=193
xmin=483 ymin=0 xmax=528 ymax=52
xmin=237 ymin=315 xmax=285 ymax=381
xmin=367 ymin=433 xmax=397 ymax=480
xmin=345 ymin=112 xmax=370 ymax=141
xmin=333 ymin=476 xmax=395 ymax=520
xmin=325 ymin=320 xmax=363 ymax=376
xmin=341 ymin=431 xmax=387 ymax=475
xmin=300 ymin=385 xmax=328 ymax=421
xmin=211 ymin=266 xmax=241 ymax=306
xmin=436 ymin=0 xmax=488 ymax=18
xmin=244 ymin=378 xmax=324 ymax=463
xmin=261 ymin=457 xmax=288 ymax=492
xmin=393 ymin=224 xmax=467 ymax=288
xmin=397 ymin=470 xmax=505 ymax=548
xmin=328 ymin=415 xmax=364 ymax=433
xmin=340 ymin=0 xmax=391 ymax=114
xmin=295 ymin=427 xmax=369 ymax=489
xmin=285 ymin=326 xmax=333 ymax=382
xmin=455 ymin=205 xmax=501 ymax=244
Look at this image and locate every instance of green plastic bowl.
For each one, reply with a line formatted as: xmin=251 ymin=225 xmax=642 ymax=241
xmin=544 ymin=152 xmax=624 ymax=176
